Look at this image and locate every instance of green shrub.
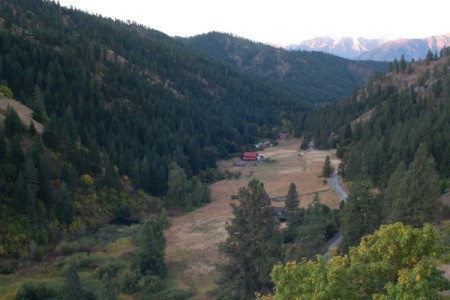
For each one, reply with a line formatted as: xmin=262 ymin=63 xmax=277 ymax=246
xmin=14 ymin=282 xmax=58 ymax=300
xmin=137 ymin=275 xmax=165 ymax=294
xmin=143 ymin=288 xmax=194 ymax=300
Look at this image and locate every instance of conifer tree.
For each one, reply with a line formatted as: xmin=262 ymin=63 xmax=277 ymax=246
xmin=217 ymin=178 xmax=281 ymax=299
xmin=382 ymin=162 xmax=407 ymax=222
xmin=296 ymin=193 xmax=327 ymax=259
xmin=284 ymin=182 xmax=301 ymax=226
xmin=341 ymin=181 xmax=380 ymax=253
xmin=55 ymin=182 xmax=73 ymax=225
xmin=322 ymin=155 xmax=334 ymax=178
xmin=389 ymin=144 xmax=441 ymax=227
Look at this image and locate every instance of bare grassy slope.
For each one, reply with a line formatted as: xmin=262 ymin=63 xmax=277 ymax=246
xmin=0 ymin=97 xmax=44 ymax=134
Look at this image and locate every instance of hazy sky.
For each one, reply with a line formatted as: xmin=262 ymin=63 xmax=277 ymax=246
xmin=58 ymin=0 xmax=449 ymax=45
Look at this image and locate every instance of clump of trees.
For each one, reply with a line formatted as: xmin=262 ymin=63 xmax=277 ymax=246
xmin=261 ymin=222 xmax=449 ymax=299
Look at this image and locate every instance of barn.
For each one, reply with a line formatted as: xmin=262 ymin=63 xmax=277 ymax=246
xmin=243 ymin=152 xmax=258 ymax=161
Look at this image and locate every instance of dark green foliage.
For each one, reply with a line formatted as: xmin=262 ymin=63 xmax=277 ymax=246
xmin=322 ymin=155 xmax=334 ymax=178
xmin=0 ymin=0 xmax=310 ymax=199
xmin=341 ymin=182 xmax=380 ymax=252
xmin=182 ymin=32 xmax=388 ymax=103
xmin=284 ymin=183 xmax=301 ymax=226
xmin=165 ymin=164 xmax=210 ymax=211
xmin=296 ymin=194 xmax=327 ymax=259
xmin=97 ymin=273 xmax=117 ymax=300
xmin=4 ymin=106 xmax=23 ymax=137
xmin=135 ymin=218 xmax=166 ymax=278
xmin=0 ymin=0 xmax=314 ymax=260
xmin=385 ymin=144 xmax=441 ymax=227
xmin=55 ymin=182 xmax=73 ymax=226
xmin=217 ymin=179 xmax=282 ymax=299
xmin=300 ymin=53 xmax=450 ymax=192
xmin=14 ymin=281 xmax=58 ymax=300
xmin=60 ymin=265 xmax=86 ymax=300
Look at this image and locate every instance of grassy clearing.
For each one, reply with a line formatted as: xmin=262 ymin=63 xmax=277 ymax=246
xmin=165 ymin=138 xmax=341 ymax=299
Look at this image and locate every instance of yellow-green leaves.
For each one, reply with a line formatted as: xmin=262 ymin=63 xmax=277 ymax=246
xmin=263 ymin=223 xmax=449 ymax=299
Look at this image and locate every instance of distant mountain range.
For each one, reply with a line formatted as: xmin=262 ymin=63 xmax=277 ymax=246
xmin=288 ymin=34 xmax=450 ymax=61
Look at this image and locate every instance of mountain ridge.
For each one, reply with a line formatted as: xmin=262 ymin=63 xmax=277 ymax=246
xmin=181 ymin=32 xmax=388 ymax=102
xmin=289 ymin=33 xmax=450 ymax=61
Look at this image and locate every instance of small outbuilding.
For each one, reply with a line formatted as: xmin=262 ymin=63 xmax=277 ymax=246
xmin=243 ymin=152 xmax=258 ymax=161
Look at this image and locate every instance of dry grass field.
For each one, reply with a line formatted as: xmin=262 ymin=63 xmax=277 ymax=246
xmin=0 ymin=97 xmax=44 ymax=134
xmin=164 ymin=138 xmax=340 ymax=299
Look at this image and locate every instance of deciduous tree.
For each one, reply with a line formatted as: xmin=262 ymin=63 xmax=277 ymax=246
xmin=261 ymin=223 xmax=448 ymax=299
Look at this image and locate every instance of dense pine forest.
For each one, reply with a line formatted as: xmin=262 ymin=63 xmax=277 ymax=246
xmin=181 ymin=32 xmax=388 ymax=102
xmin=2 ymin=0 xmax=450 ymax=299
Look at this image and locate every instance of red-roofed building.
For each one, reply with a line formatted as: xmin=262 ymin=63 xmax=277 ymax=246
xmin=243 ymin=152 xmax=258 ymax=161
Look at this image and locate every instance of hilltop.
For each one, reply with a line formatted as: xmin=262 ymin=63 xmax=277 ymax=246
xmin=181 ymin=32 xmax=388 ymax=102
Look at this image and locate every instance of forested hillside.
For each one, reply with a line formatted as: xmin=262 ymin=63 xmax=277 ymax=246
xmin=181 ymin=32 xmax=389 ymax=102
xmin=299 ymin=48 xmax=450 ymax=189
xmin=0 ymin=0 xmax=314 ymax=267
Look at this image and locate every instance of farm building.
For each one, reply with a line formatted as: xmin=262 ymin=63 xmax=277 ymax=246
xmin=243 ymin=152 xmax=258 ymax=161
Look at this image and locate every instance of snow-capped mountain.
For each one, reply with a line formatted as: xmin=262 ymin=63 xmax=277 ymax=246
xmin=358 ymin=33 xmax=450 ymax=61
xmin=287 ymin=37 xmax=387 ymax=59
xmin=289 ymin=34 xmax=450 ymax=61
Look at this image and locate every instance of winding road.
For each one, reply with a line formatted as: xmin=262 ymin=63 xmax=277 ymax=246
xmin=323 ymin=173 xmax=348 ymax=260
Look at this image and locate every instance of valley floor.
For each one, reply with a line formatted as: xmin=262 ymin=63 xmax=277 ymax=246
xmin=164 ymin=138 xmax=340 ymax=299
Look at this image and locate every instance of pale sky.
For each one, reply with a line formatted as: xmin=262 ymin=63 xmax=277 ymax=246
xmin=58 ymin=0 xmax=450 ymax=46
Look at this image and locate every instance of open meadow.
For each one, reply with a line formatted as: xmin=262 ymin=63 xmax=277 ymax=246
xmin=165 ymin=138 xmax=340 ymax=299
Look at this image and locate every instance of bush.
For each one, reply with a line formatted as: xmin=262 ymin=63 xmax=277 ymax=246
xmin=14 ymin=282 xmax=58 ymax=300
xmin=143 ymin=288 xmax=194 ymax=300
xmin=93 ymin=257 xmax=126 ymax=279
xmin=137 ymin=275 xmax=165 ymax=294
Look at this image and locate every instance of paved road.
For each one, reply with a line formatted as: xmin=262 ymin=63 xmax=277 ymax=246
xmin=323 ymin=173 xmax=348 ymax=260
xmin=328 ymin=173 xmax=348 ymax=202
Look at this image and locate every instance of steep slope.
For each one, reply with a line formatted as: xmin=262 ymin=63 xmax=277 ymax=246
xmin=359 ymin=33 xmax=450 ymax=61
xmin=299 ymin=47 xmax=450 ymax=187
xmin=181 ymin=32 xmax=388 ymax=102
xmin=288 ymin=36 xmax=386 ymax=59
xmin=0 ymin=0 xmax=315 ymax=266
xmin=0 ymin=0 xmax=313 ymax=194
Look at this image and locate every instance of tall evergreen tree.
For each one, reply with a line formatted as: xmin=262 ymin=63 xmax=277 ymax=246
xmin=322 ymin=155 xmax=334 ymax=178
xmin=284 ymin=182 xmax=301 ymax=226
xmin=389 ymin=144 xmax=441 ymax=227
xmin=296 ymin=193 xmax=327 ymax=259
xmin=383 ymin=162 xmax=407 ymax=223
xmin=341 ymin=181 xmax=380 ymax=253
xmin=217 ymin=179 xmax=282 ymax=299
xmin=55 ymin=182 xmax=74 ymax=226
